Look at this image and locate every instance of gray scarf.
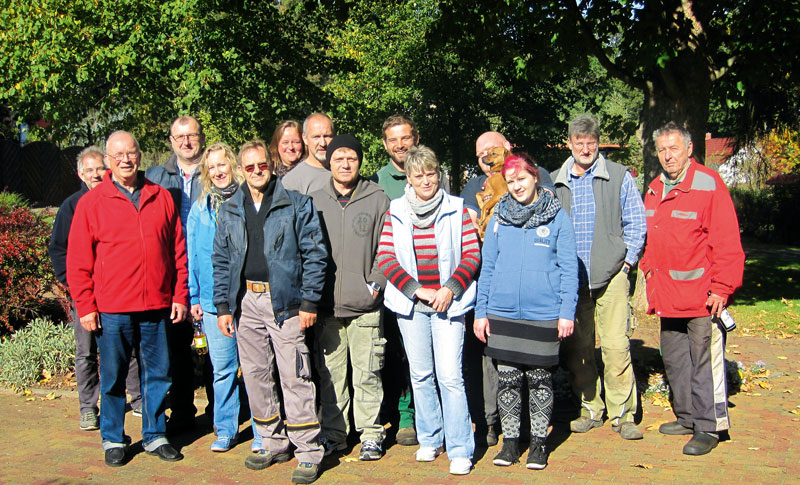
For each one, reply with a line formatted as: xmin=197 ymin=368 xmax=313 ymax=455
xmin=495 ymin=188 xmax=561 ymax=229
xmin=209 ymin=181 xmax=239 ymax=214
xmin=404 ymin=184 xmax=444 ymax=228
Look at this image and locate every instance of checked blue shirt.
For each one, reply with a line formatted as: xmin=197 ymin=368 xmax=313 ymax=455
xmin=568 ymin=160 xmax=646 ymax=288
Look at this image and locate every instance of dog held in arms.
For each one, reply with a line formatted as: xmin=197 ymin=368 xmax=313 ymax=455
xmin=476 ymin=146 xmax=511 ymax=240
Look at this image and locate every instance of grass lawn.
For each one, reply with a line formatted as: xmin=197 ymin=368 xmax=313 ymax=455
xmin=729 ymin=238 xmax=800 ymax=337
xmin=632 ymin=238 xmax=800 ymax=337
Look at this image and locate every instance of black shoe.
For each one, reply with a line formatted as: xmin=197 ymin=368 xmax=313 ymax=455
xmin=659 ymin=421 xmax=693 ymax=436
xmin=683 ymin=432 xmax=718 ymax=455
xmin=104 ymin=447 xmax=127 ymax=467
xmin=492 ymin=438 xmax=520 ymax=466
xmin=526 ymin=441 xmax=548 ymax=470
xmin=146 ymin=444 xmax=184 ymax=462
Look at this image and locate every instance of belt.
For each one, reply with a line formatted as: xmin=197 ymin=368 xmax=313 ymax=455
xmin=246 ymin=281 xmax=270 ymax=293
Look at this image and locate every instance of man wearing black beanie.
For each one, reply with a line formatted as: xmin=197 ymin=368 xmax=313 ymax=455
xmin=310 ymin=134 xmax=391 ymax=461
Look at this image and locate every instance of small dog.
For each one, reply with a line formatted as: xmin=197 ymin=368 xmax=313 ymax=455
xmin=476 ymin=146 xmax=511 ymax=240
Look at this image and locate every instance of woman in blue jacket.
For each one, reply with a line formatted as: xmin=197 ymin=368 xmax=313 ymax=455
xmin=473 ymin=152 xmax=578 ymax=471
xmin=187 ymin=143 xmax=246 ymax=452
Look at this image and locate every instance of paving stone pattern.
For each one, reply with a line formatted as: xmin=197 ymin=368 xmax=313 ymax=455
xmin=1 ymin=328 xmax=798 ymax=483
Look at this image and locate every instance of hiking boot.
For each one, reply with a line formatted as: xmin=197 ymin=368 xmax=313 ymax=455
xmin=80 ymin=410 xmax=99 ymax=431
xmin=359 ymin=440 xmax=382 ymax=461
xmin=245 ymin=449 xmax=291 ymax=470
xmin=396 ymin=426 xmax=418 ymax=446
xmin=683 ymin=432 xmax=719 ymax=456
xmin=570 ymin=416 xmax=602 ymax=433
xmin=613 ymin=422 xmax=644 ymax=440
xmin=659 ymin=421 xmax=693 ymax=435
xmin=526 ymin=440 xmax=548 ymax=470
xmin=291 ymin=462 xmax=319 ymax=484
xmin=492 ymin=438 xmax=520 ymax=466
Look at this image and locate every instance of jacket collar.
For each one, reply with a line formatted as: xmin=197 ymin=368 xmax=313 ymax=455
xmin=225 ymin=178 xmax=292 ymax=219
xmin=97 ymin=171 xmax=158 ymax=204
xmin=648 ymin=158 xmax=697 ymax=196
xmin=163 ymin=153 xmax=201 ymax=178
xmin=554 ymin=153 xmax=610 ymax=187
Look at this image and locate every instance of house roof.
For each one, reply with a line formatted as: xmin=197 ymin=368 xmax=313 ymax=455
xmin=705 ymin=136 xmax=735 ymax=167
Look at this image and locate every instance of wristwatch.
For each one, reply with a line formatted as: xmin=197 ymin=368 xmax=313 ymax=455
xmin=621 ymin=265 xmax=630 ymax=274
xmin=367 ymin=281 xmax=382 ymax=293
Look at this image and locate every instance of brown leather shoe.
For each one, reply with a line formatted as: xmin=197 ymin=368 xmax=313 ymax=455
xmin=396 ymin=427 xmax=418 ymax=446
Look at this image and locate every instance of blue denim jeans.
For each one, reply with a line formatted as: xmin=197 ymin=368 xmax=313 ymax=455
xmin=397 ymin=311 xmax=474 ymax=460
xmin=202 ymin=312 xmax=240 ymax=439
xmin=96 ymin=310 xmax=171 ymax=451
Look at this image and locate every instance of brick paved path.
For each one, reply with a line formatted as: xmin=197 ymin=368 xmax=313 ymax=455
xmin=1 ymin=328 xmax=798 ymax=483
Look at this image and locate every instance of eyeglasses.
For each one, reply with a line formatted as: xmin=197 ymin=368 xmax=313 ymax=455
xmin=243 ymin=162 xmax=270 ymax=173
xmin=106 ymin=152 xmax=139 ymax=162
xmin=171 ymin=133 xmax=201 ymax=142
xmin=572 ymin=141 xmax=598 ymax=150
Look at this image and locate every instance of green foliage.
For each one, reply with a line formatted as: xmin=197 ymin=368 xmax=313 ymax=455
xmin=0 ymin=203 xmax=58 ymax=332
xmin=0 ymin=317 xmax=75 ymax=389
xmin=0 ymin=191 xmax=30 ymax=209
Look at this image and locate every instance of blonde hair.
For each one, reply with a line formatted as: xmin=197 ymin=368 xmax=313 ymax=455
xmin=403 ymin=145 xmax=440 ymax=177
xmin=198 ymin=142 xmax=242 ymax=205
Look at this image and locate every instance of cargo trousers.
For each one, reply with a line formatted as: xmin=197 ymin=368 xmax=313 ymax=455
xmin=314 ymin=310 xmax=386 ymax=446
xmin=561 ymin=268 xmax=638 ymax=425
xmin=237 ymin=288 xmax=323 ymax=465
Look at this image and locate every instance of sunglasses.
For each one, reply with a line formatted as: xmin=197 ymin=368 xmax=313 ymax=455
xmin=243 ymin=162 xmax=270 ymax=173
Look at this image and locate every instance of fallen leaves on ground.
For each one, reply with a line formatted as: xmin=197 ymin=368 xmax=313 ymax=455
xmin=631 ymin=463 xmax=653 ymax=469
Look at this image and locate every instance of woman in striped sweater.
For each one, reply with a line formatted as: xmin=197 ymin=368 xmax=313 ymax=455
xmin=473 ymin=152 xmax=578 ymax=470
xmin=378 ymin=145 xmax=480 ymax=476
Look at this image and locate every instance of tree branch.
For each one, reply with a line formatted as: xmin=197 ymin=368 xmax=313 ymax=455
xmin=563 ymin=0 xmax=647 ymax=91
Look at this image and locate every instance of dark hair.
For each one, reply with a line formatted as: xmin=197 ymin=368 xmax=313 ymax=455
xmin=502 ymin=152 xmax=540 ymax=181
xmin=382 ymin=114 xmax=418 ymax=139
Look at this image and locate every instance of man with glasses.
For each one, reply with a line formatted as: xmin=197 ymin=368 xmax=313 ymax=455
xmin=49 ymin=147 xmax=143 ymax=432
xmin=146 ymin=115 xmax=207 ymax=434
xmin=67 ymin=131 xmax=188 ymax=467
xmin=282 ymin=113 xmax=335 ymax=195
xmin=552 ymin=114 xmax=647 ymax=440
xmin=213 ymin=140 xmax=327 ymax=484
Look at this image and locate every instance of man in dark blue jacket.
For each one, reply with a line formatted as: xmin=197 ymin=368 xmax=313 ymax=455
xmin=213 ymin=140 xmax=327 ymax=484
xmin=145 ymin=115 xmax=206 ymax=433
xmin=48 ymin=146 xmax=141 ymax=431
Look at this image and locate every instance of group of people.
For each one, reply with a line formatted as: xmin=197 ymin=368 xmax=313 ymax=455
xmin=49 ymin=111 xmax=745 ymax=484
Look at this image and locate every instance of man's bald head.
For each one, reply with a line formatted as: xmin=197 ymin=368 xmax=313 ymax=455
xmin=475 ymin=131 xmax=512 ymax=176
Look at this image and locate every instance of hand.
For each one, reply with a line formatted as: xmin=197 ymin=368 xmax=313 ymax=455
xmin=191 ymin=304 xmax=203 ymax=322
xmin=80 ymin=312 xmax=100 ymax=331
xmin=171 ymin=303 xmax=188 ymax=323
xmin=299 ymin=311 xmax=317 ymax=330
xmin=473 ymin=317 xmax=491 ymax=343
xmin=558 ymin=318 xmax=574 ymax=338
xmin=430 ymin=287 xmax=454 ymax=313
xmin=414 ymin=287 xmax=437 ymax=305
xmin=217 ymin=314 xmax=235 ymax=337
xmin=706 ymin=292 xmax=726 ymax=318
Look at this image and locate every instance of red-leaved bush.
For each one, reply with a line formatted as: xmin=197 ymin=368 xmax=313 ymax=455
xmin=0 ymin=205 xmax=58 ymax=332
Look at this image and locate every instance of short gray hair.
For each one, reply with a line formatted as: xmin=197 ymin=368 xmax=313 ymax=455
xmin=652 ymin=121 xmax=692 ymax=148
xmin=568 ymin=114 xmax=600 ymax=140
xmin=76 ymin=146 xmax=106 ymax=173
xmin=404 ymin=145 xmax=439 ymax=177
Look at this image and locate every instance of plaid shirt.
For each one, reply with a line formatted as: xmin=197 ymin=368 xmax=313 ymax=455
xmin=568 ymin=161 xmax=646 ymax=288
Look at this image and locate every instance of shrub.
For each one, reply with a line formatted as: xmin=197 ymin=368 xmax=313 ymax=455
xmin=730 ymin=183 xmax=800 ymax=245
xmin=0 ymin=203 xmax=59 ymax=332
xmin=0 ymin=317 xmax=75 ymax=389
xmin=0 ymin=191 xmax=30 ymax=209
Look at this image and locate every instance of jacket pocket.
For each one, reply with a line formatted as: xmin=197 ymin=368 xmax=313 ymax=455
xmin=488 ymin=271 xmax=518 ymax=311
xmin=341 ymin=270 xmax=375 ymax=312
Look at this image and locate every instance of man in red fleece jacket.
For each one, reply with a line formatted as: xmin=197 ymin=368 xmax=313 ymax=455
xmin=67 ymin=131 xmax=189 ymax=467
xmin=640 ymin=122 xmax=744 ymax=456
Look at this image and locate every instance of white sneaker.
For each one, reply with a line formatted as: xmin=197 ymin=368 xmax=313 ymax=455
xmin=450 ymin=457 xmax=473 ymax=475
xmin=415 ymin=446 xmax=442 ymax=462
